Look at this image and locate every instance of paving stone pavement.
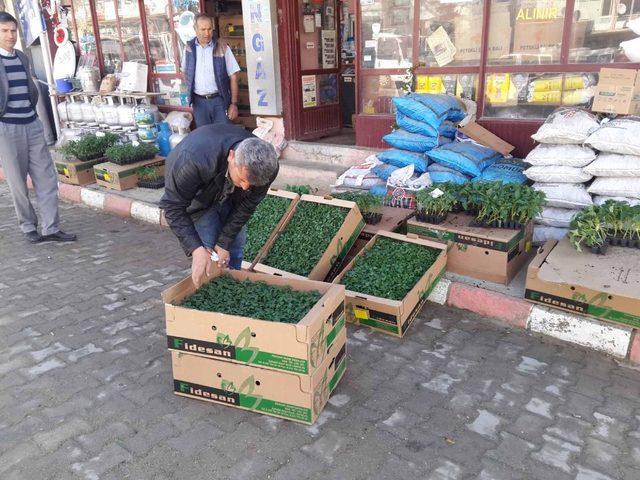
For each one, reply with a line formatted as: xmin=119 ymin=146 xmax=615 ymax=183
xmin=2 ymin=183 xmax=640 ymax=480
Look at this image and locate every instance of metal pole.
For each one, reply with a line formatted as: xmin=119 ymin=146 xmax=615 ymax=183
xmin=39 ymin=31 xmax=62 ymax=138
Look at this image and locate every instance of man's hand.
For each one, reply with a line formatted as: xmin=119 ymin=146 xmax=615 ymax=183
xmin=191 ymin=246 xmax=213 ymax=288
xmin=227 ymin=104 xmax=239 ymax=121
xmin=214 ymin=245 xmax=230 ymax=268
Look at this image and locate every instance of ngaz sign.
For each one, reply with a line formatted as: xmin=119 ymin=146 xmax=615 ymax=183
xmin=242 ymin=0 xmax=282 ymax=115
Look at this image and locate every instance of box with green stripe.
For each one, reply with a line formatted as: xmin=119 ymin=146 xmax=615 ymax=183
xmin=407 ymin=213 xmax=533 ymax=285
xmin=171 ymin=327 xmax=347 ymax=425
xmin=333 ymin=231 xmax=447 ymax=338
xmin=162 ymin=269 xmax=346 ymax=375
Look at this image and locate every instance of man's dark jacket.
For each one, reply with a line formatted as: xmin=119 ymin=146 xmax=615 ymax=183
xmin=159 ymin=124 xmax=278 ymax=256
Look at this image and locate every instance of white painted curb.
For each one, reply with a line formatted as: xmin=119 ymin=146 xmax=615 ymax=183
xmin=529 ymin=305 xmax=632 ymax=358
xmin=427 ymin=278 xmax=451 ymax=306
xmin=130 ymin=201 xmax=161 ymax=225
xmin=80 ymin=188 xmax=106 ymax=210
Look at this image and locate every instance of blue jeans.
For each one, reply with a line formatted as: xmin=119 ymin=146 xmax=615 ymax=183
xmin=192 ymin=95 xmax=231 ymax=128
xmin=192 ymin=200 xmax=247 ymax=270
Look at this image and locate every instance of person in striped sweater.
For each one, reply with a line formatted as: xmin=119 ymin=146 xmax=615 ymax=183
xmin=0 ymin=12 xmax=75 ymax=243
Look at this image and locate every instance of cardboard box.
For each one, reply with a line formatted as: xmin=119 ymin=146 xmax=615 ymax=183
xmin=454 ymin=4 xmax=511 ymax=63
xmin=54 ymin=155 xmax=105 ymax=186
xmin=591 ymin=68 xmax=640 ymax=116
xmin=254 ymin=194 xmax=365 ymax=281
xmin=243 ymin=188 xmax=300 ymax=267
xmin=93 ymin=157 xmax=165 ymax=191
xmin=407 ymin=213 xmax=533 ymax=285
xmin=459 ymin=122 xmax=515 ymax=156
xmin=525 ymin=239 xmax=640 ymax=329
xmin=162 ymin=269 xmax=346 ymax=375
xmin=171 ymin=327 xmax=347 ymax=425
xmin=333 ymin=231 xmax=447 ymax=337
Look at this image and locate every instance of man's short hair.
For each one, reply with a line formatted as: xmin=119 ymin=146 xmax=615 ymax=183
xmin=234 ymin=138 xmax=278 ymax=187
xmin=194 ymin=13 xmax=214 ymax=26
xmin=0 ymin=12 xmax=18 ymax=26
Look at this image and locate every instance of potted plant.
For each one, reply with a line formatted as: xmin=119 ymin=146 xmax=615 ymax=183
xmin=333 ymin=192 xmax=384 ymax=224
xmin=105 ymin=143 xmax=159 ymax=165
xmin=60 ymin=132 xmax=119 ymax=161
xmin=136 ymin=164 xmax=165 ymax=189
xmin=569 ymin=205 xmax=610 ymax=254
xmin=414 ymin=183 xmax=458 ymax=224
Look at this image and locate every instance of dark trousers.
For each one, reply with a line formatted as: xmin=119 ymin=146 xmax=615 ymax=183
xmin=192 ymin=95 xmax=231 ymax=128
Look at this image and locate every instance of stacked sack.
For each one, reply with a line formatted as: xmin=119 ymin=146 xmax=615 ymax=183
xmin=524 ymin=107 xmax=600 ymax=243
xmin=584 ymin=117 xmax=640 ymax=207
xmin=373 ymin=93 xmax=465 ymax=190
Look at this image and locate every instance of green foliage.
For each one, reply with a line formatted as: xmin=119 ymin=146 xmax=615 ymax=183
xmin=105 ymin=143 xmax=158 ymax=165
xmin=243 ymin=195 xmax=292 ymax=261
xmin=60 ymin=133 xmax=119 ymax=161
xmin=284 ymin=184 xmax=316 ymax=196
xmin=332 ymin=192 xmax=383 ymax=214
xmin=569 ymin=200 xmax=640 ymax=251
xmin=341 ymin=237 xmax=440 ymax=300
xmin=136 ymin=165 xmax=163 ymax=182
xmin=262 ymin=201 xmax=349 ymax=276
xmin=182 ymin=275 xmax=321 ymax=323
xmin=415 ymin=183 xmax=459 ymax=216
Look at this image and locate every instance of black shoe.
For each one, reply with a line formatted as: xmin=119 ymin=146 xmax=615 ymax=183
xmin=24 ymin=231 xmax=42 ymax=243
xmin=41 ymin=231 xmax=77 ymax=242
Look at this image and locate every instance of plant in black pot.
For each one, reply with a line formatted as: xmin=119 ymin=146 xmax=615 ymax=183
xmin=136 ymin=165 xmax=164 ymax=189
xmin=569 ymin=205 xmax=610 ymax=255
xmin=510 ymin=184 xmax=546 ymax=229
xmin=60 ymin=132 xmax=119 ymax=161
xmin=414 ymin=184 xmax=458 ymax=224
xmin=622 ymin=204 xmax=640 ymax=249
xmin=333 ymin=192 xmax=384 ymax=224
xmin=105 ymin=143 xmax=159 ymax=166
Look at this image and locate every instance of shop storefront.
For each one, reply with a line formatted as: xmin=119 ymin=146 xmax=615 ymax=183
xmin=354 ymin=0 xmax=640 ymax=154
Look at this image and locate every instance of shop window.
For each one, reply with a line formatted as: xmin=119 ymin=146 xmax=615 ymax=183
xmin=360 ymin=74 xmax=409 ymax=113
xmin=144 ymin=0 xmax=180 ymax=73
xmin=299 ymin=0 xmax=338 ymax=71
xmin=418 ymin=0 xmax=485 ymax=67
xmin=483 ymin=72 xmax=598 ymax=118
xmin=96 ymin=0 xmax=147 ymax=74
xmin=415 ymin=74 xmax=479 ymax=100
xmin=569 ymin=0 xmax=639 ymax=63
xmin=171 ymin=0 xmax=200 ymax=68
xmin=488 ymin=0 xmax=567 ymax=65
xmin=360 ymin=0 xmax=414 ymax=69
xmin=73 ymin=0 xmax=98 ymax=58
xmin=154 ymin=77 xmax=187 ymax=106
xmin=301 ymin=73 xmax=339 ymax=108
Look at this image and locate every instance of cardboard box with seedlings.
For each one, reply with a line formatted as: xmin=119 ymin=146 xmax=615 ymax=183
xmin=55 ymin=132 xmax=120 ymax=186
xmin=241 ymin=189 xmax=300 ymax=270
xmin=93 ymin=157 xmax=165 ymax=191
xmin=407 ymin=213 xmax=533 ymax=285
xmin=333 ymin=231 xmax=447 ymax=337
xmin=162 ymin=269 xmax=346 ymax=375
xmin=254 ymin=194 xmax=365 ymax=281
xmin=55 ymin=154 xmax=105 ymax=186
xmin=171 ymin=327 xmax=347 ymax=425
xmin=525 ymin=238 xmax=640 ymax=329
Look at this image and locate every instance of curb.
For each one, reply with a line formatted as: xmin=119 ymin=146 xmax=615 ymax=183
xmin=3 ymin=169 xmax=639 ymax=366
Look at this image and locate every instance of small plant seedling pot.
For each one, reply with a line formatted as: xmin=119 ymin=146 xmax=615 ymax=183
xmin=415 ymin=209 xmax=447 ymax=224
xmin=137 ymin=177 xmax=165 ymax=189
xmin=363 ymin=212 xmax=382 ymax=225
xmin=588 ymin=238 xmax=609 ymax=255
xmin=471 ymin=218 xmax=524 ymax=230
xmin=608 ymin=235 xmax=640 ymax=249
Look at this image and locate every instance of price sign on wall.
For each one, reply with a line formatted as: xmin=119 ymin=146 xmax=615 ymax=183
xmin=243 ymin=0 xmax=282 ymax=115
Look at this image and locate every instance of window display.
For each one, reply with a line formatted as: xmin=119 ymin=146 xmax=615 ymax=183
xmin=415 ymin=74 xmax=478 ymax=100
xmin=360 ymin=74 xmax=407 ymax=114
xmin=96 ymin=0 xmax=147 ymax=74
xmin=483 ymin=72 xmax=598 ymax=119
xmin=73 ymin=0 xmax=97 ymax=57
xmin=360 ymin=0 xmax=413 ymax=69
xmin=570 ymin=0 xmax=638 ymax=63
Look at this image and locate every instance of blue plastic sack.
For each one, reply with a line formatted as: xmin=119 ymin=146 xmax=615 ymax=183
xmin=427 ymin=163 xmax=471 ymax=184
xmin=476 ymin=158 xmax=527 ymax=184
xmin=383 ymin=129 xmax=451 ymax=153
xmin=427 ymin=142 xmax=502 ymax=178
xmin=393 ymin=94 xmax=465 ymax=129
xmin=372 ymin=162 xmax=399 ymax=180
xmin=396 ymin=112 xmax=457 ymax=139
xmin=377 ymin=148 xmax=429 ymax=173
xmin=370 ymin=184 xmax=388 ymax=196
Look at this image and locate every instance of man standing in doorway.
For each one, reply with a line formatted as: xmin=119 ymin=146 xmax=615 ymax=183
xmin=0 ymin=12 xmax=75 ymax=243
xmin=182 ymin=13 xmax=241 ymax=127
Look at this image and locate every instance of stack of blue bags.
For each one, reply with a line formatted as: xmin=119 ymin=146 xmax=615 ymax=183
xmin=373 ymin=93 xmax=528 ymax=186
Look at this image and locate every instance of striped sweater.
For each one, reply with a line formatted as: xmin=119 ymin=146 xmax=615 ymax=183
xmin=0 ymin=53 xmax=36 ymax=124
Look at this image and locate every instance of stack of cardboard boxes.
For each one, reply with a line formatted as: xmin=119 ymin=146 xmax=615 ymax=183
xmin=162 ymin=270 xmax=347 ymax=425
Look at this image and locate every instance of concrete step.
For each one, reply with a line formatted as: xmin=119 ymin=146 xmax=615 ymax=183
xmin=281 ymin=141 xmax=381 ymax=169
xmin=272 ymin=158 xmax=348 ymax=193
